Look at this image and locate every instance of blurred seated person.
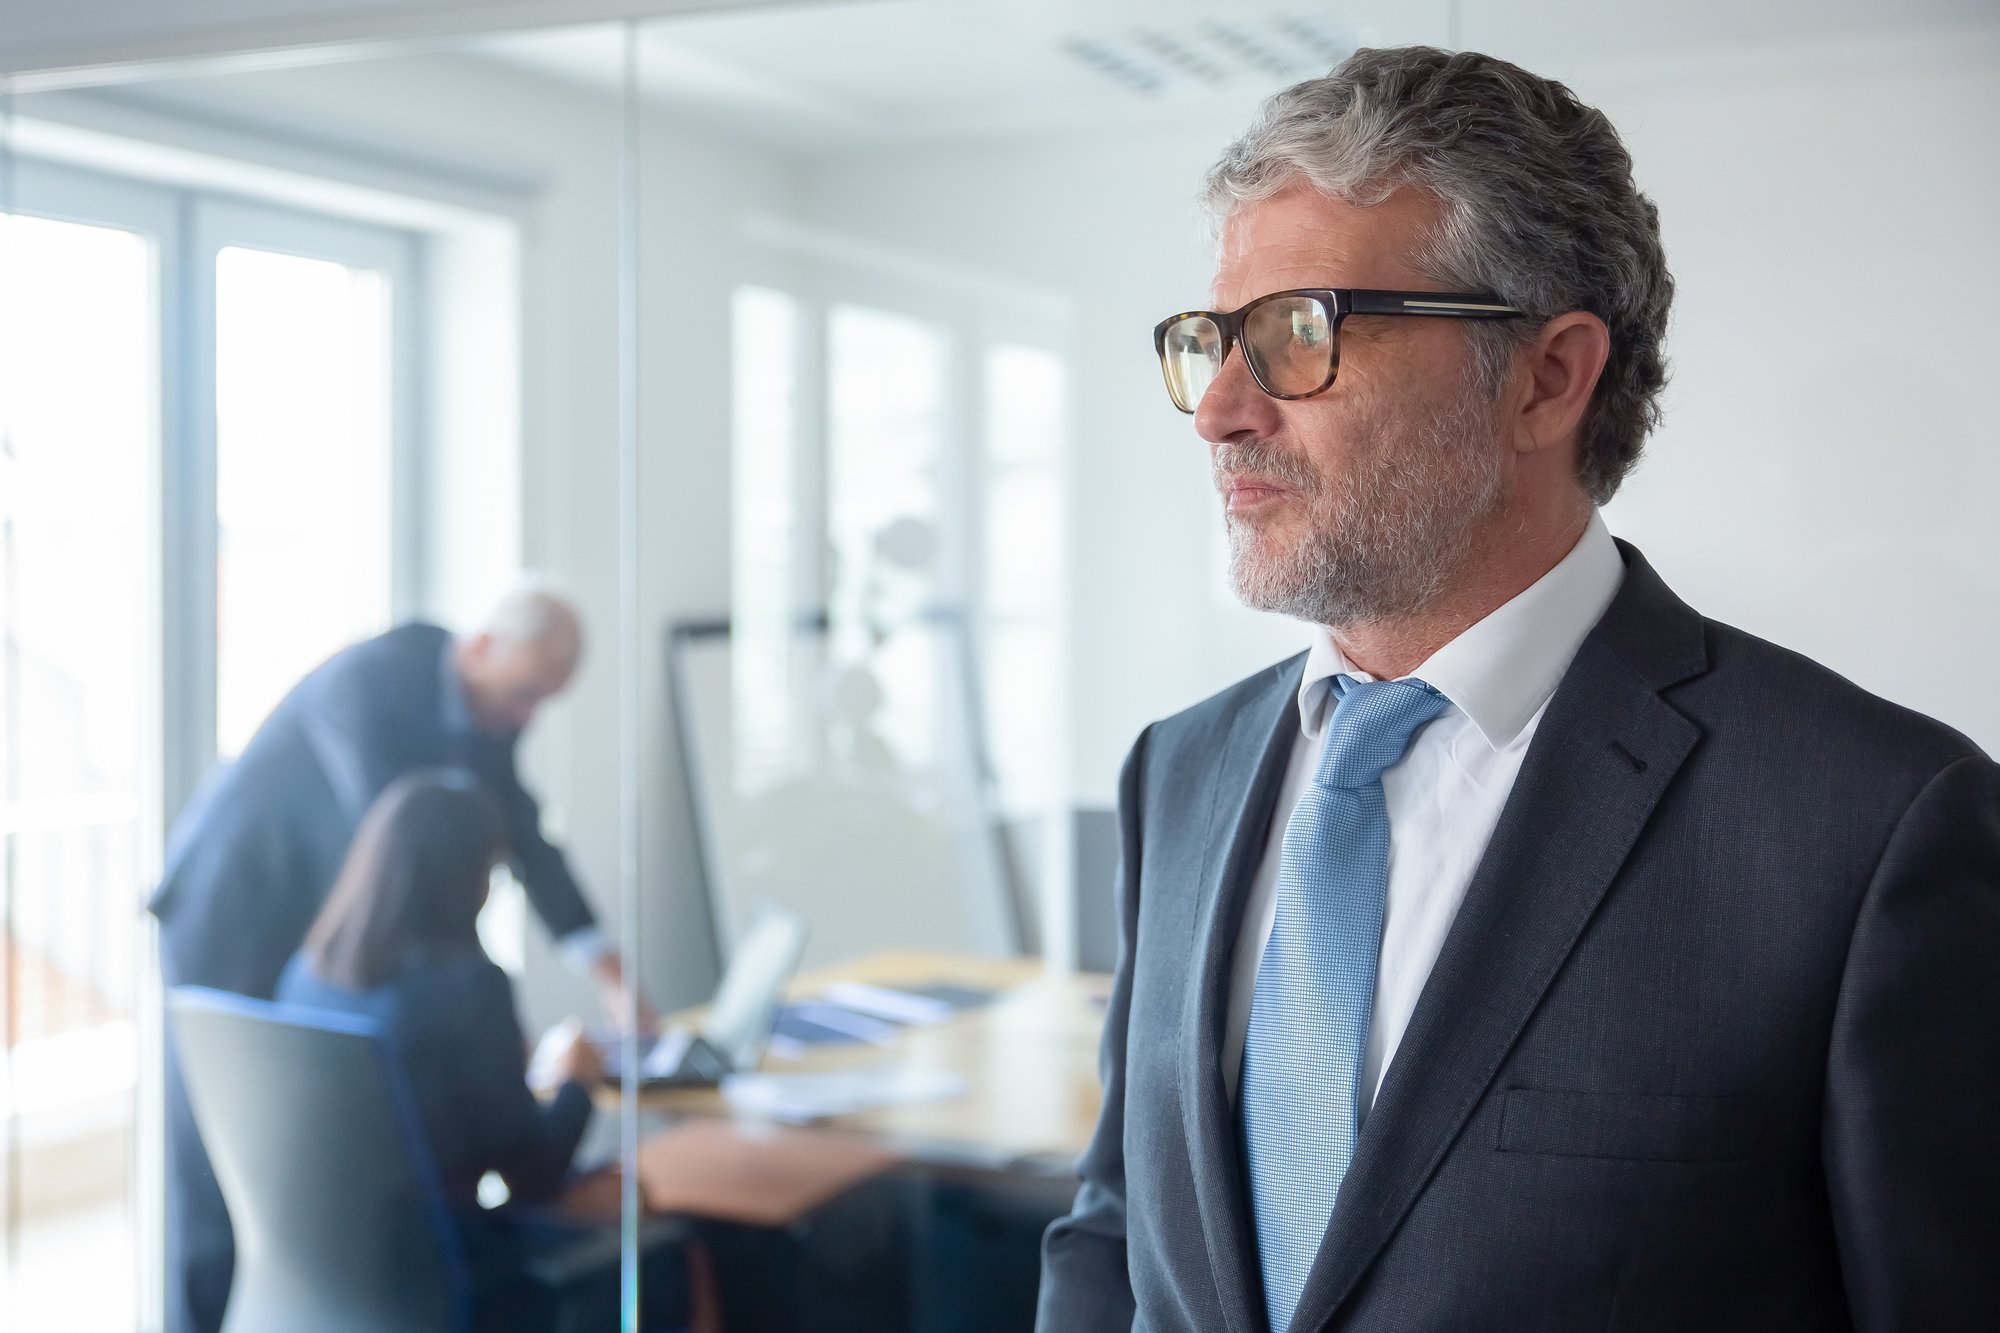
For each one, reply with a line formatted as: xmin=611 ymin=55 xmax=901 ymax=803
xmin=279 ymin=770 xmax=678 ymax=1332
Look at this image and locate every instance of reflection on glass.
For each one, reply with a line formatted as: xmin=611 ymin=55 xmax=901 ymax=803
xmin=983 ymin=343 xmax=1065 ymax=814
xmin=827 ymin=304 xmax=947 ymax=772
xmin=730 ymin=285 xmax=803 ymax=796
xmin=714 ymin=298 xmax=1017 ymax=968
xmin=214 ymin=246 xmax=392 ymax=757
xmin=679 ymin=620 xmax=1017 ymax=972
xmin=0 ymin=208 xmax=153 ymax=1331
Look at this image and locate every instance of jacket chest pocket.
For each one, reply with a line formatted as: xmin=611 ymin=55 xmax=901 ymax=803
xmin=1496 ymin=1087 xmax=1773 ymax=1162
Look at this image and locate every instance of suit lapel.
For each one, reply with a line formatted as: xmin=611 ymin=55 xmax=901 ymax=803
xmin=1289 ymin=542 xmax=1709 ymax=1332
xmin=1180 ymin=657 xmax=1303 ymax=1333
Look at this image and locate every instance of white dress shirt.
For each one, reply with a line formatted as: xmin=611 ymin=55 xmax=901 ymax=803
xmin=1221 ymin=510 xmax=1625 ymax=1117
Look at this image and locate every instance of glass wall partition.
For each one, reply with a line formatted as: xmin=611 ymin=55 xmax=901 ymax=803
xmin=0 ymin=24 xmax=665 ymax=1331
xmin=11 ymin=3 xmax=1137 ymax=1328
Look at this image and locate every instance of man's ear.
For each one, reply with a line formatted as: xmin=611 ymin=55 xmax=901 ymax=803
xmin=1512 ymin=311 xmax=1611 ymax=458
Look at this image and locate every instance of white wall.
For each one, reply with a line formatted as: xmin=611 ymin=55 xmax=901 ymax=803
xmin=1575 ymin=34 xmax=2000 ymax=755
xmin=805 ymin=26 xmax=2000 ymax=806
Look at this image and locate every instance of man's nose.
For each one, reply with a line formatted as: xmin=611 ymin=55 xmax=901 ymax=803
xmin=1193 ymin=346 xmax=1283 ymax=445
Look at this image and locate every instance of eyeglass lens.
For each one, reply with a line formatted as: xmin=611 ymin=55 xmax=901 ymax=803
xmin=1160 ymin=295 xmax=1337 ymax=412
xmin=1161 ymin=314 xmax=1225 ymax=414
xmin=1242 ymin=295 xmax=1335 ymax=397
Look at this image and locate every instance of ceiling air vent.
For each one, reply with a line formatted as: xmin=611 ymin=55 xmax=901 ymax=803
xmin=1062 ymin=13 xmax=1362 ymax=98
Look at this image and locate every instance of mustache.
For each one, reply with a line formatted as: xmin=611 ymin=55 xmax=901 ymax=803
xmin=1212 ymin=440 xmax=1321 ymax=495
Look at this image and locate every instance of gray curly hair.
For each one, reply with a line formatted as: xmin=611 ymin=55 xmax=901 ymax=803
xmin=1203 ymin=46 xmax=1673 ymax=504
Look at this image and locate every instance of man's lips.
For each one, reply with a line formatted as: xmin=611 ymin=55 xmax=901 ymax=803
xmin=1219 ymin=476 xmax=1300 ymax=512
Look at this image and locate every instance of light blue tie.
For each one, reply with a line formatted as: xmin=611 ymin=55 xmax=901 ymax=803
xmin=1241 ymin=674 xmax=1450 ymax=1333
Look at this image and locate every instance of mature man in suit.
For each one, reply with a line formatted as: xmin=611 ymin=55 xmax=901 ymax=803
xmin=1037 ymin=46 xmax=2000 ymax=1333
xmin=152 ymin=586 xmax=643 ymax=1333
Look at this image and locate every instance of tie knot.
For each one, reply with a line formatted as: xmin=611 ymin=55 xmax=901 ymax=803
xmin=1313 ymin=676 xmax=1451 ymax=789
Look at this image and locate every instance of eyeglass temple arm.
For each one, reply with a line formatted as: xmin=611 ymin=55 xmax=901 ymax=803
xmin=1346 ymin=290 xmax=1525 ymax=318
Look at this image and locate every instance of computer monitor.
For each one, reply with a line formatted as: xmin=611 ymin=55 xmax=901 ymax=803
xmin=699 ymin=905 xmax=810 ymax=1070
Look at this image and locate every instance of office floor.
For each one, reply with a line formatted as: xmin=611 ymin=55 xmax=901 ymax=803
xmin=3 ymin=1195 xmax=136 ymax=1331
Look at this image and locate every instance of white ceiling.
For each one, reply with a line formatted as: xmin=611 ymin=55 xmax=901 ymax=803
xmin=472 ymin=0 xmax=1429 ymax=150
xmin=470 ymin=0 xmax=2000 ymax=152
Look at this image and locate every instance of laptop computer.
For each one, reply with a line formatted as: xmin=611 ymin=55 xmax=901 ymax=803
xmin=614 ymin=905 xmax=810 ymax=1090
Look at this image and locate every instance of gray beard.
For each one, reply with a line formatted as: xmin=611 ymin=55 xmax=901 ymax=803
xmin=1219 ymin=392 xmax=1505 ymax=628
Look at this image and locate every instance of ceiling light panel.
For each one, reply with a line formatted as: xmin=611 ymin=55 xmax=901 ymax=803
xmin=1062 ymin=13 xmax=1369 ymax=98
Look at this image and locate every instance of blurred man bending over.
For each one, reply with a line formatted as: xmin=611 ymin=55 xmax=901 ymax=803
xmin=152 ymin=585 xmax=645 ymax=1333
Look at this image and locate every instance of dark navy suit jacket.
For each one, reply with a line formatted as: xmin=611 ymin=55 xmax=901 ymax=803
xmin=150 ymin=622 xmax=596 ymax=999
xmin=276 ymin=948 xmax=593 ymax=1214
xmin=1037 ymin=541 xmax=2000 ymax=1332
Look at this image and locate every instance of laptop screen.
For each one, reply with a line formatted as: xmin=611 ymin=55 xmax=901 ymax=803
xmin=699 ymin=906 xmax=810 ymax=1070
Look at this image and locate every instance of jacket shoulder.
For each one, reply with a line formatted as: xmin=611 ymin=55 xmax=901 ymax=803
xmin=309 ymin=621 xmax=449 ymax=707
xmin=334 ymin=621 xmax=449 ymax=675
xmin=1689 ymin=617 xmax=1985 ymax=776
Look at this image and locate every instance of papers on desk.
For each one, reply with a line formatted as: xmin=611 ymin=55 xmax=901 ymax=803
xmin=721 ymin=1066 xmax=969 ymax=1125
xmin=762 ymin=980 xmax=995 ymax=1062
xmin=773 ymin=1001 xmax=902 ymax=1048
xmin=820 ymin=981 xmax=957 ymax=1026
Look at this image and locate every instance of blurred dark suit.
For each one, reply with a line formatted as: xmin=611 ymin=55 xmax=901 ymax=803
xmin=277 ymin=948 xmax=601 ymax=1333
xmin=277 ymin=947 xmax=591 ymax=1210
xmin=152 ymin=621 xmax=594 ymax=996
xmin=1038 ymin=542 xmax=2000 ymax=1332
xmin=151 ymin=621 xmax=597 ymax=1333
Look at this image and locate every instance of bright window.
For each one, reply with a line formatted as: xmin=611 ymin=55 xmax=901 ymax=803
xmin=826 ymin=303 xmax=950 ymax=771
xmin=721 ymin=284 xmax=1056 ymax=965
xmin=982 ymin=343 xmax=1066 ymax=815
xmin=214 ymin=246 xmax=394 ymax=757
xmin=0 ymin=164 xmax=422 ymax=1333
xmin=728 ymin=281 xmax=1070 ymax=827
xmin=729 ymin=285 xmax=803 ymax=794
xmin=0 ymin=206 xmax=155 ymax=1333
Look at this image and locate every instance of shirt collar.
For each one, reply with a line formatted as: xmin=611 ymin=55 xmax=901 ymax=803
xmin=1296 ymin=509 xmax=1625 ymax=753
xmin=439 ymin=635 xmax=477 ymax=738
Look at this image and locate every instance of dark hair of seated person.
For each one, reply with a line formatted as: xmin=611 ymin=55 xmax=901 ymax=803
xmin=303 ymin=768 xmax=506 ymax=990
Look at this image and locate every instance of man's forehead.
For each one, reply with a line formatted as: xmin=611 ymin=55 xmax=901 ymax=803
xmin=1209 ymin=184 xmax=1441 ymax=307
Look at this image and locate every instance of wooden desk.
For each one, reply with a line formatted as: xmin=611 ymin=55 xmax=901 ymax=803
xmin=613 ymin=950 xmax=1110 ymax=1171
xmin=569 ymin=953 xmax=1104 ymax=1330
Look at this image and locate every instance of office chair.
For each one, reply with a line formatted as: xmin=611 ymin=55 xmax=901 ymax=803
xmin=168 ymin=986 xmax=687 ymax=1333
